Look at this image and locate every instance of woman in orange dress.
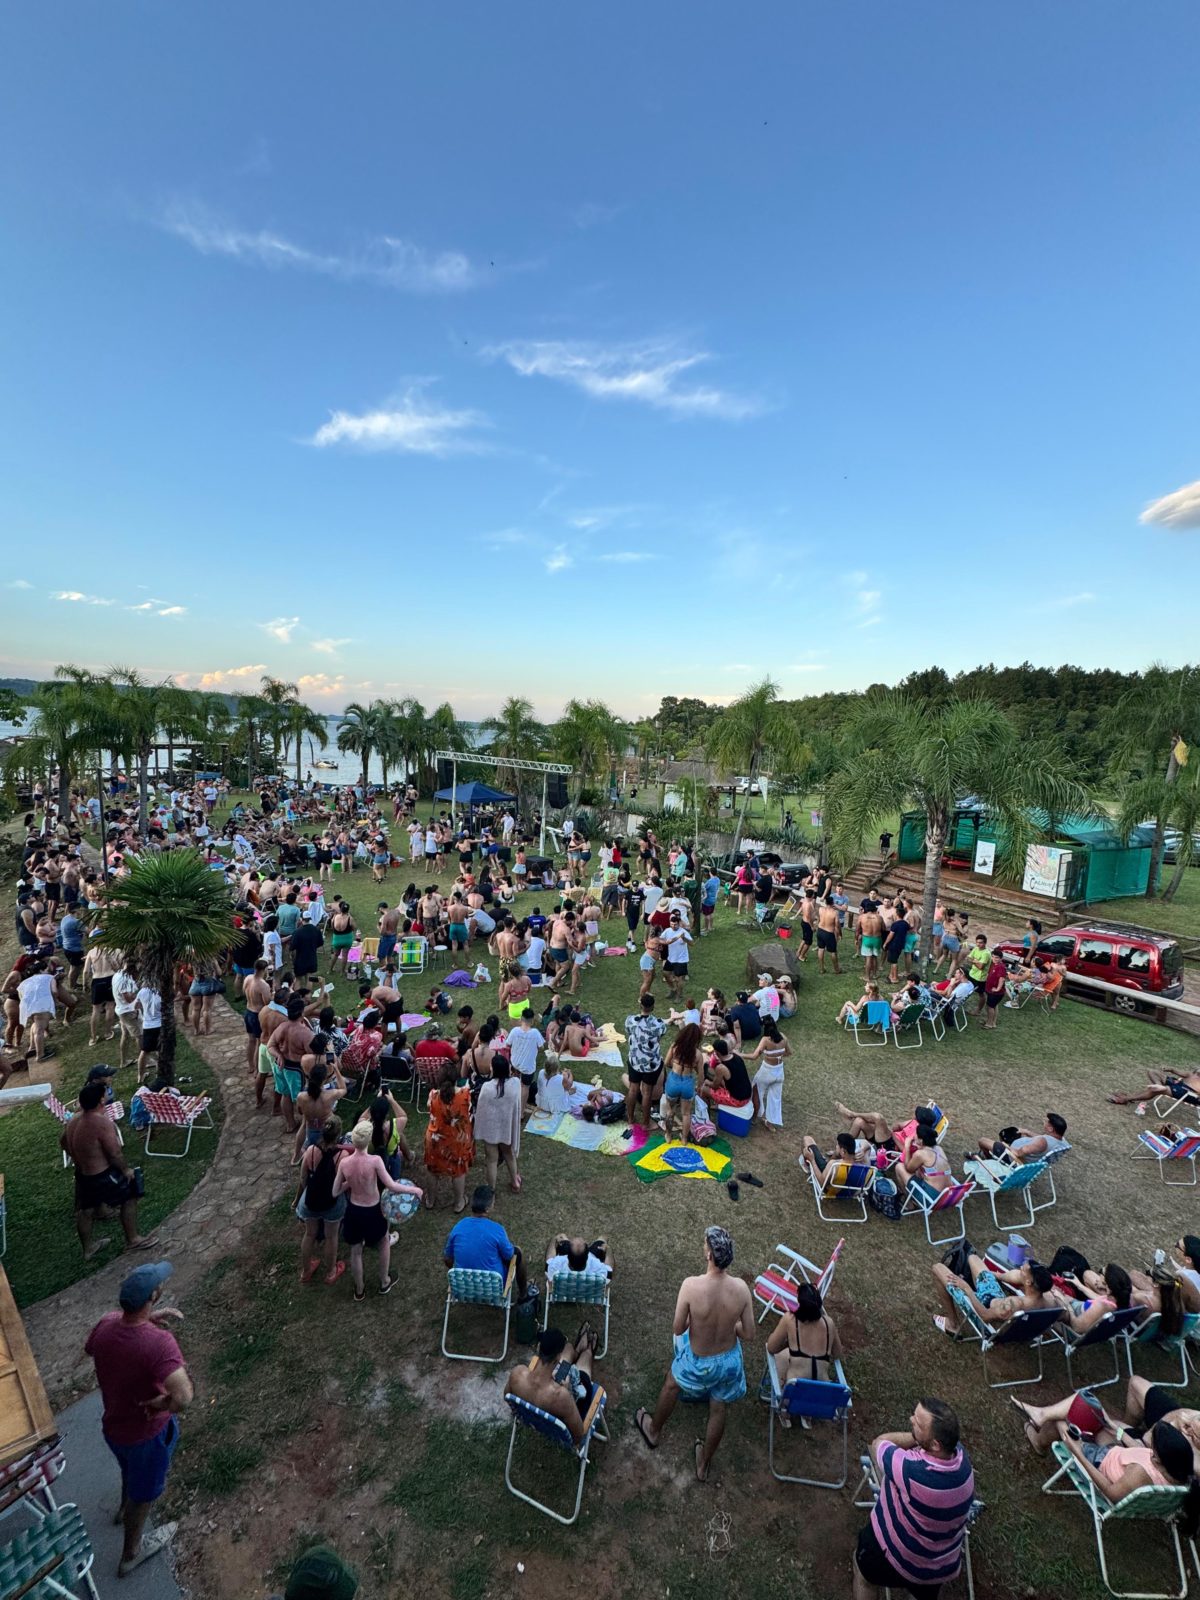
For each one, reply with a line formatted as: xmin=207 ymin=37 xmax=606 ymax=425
xmin=423 ymin=1064 xmax=475 ymax=1212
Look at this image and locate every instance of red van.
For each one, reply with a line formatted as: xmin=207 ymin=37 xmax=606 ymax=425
xmin=997 ymin=920 xmax=1185 ymax=1014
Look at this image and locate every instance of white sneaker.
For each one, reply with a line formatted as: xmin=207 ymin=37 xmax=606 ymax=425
xmin=118 ymin=1522 xmax=177 ymax=1575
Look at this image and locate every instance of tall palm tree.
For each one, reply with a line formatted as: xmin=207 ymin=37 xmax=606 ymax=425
xmin=158 ymin=685 xmax=203 ymax=781
xmin=337 ymin=701 xmax=381 ymax=792
xmin=234 ymin=695 xmax=268 ymax=791
xmin=420 ymin=703 xmax=469 ymax=793
xmin=1107 ymin=665 xmax=1200 ymax=898
xmin=2 ymin=666 xmax=96 ymax=821
xmin=196 ymin=692 xmax=233 ymax=775
xmin=105 ymin=666 xmax=169 ymax=835
xmin=91 ymin=850 xmax=235 ymax=1084
xmin=284 ymin=700 xmax=330 ymax=785
xmin=480 ymin=696 xmax=547 ymax=813
xmin=705 ymin=679 xmax=811 ymax=859
xmin=553 ymin=699 xmax=626 ymax=807
xmin=1115 ymin=760 xmax=1200 ymax=904
xmin=259 ymin=676 xmax=300 ymax=771
xmin=825 ymin=693 xmax=1096 ymax=964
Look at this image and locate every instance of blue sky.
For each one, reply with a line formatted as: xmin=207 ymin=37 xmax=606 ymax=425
xmin=2 ymin=1 xmax=1198 ymax=720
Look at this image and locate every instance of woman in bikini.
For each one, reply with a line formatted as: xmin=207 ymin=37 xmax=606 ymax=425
xmin=765 ymin=1282 xmax=844 ymax=1426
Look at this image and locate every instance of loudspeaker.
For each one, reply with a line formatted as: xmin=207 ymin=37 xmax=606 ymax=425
xmin=546 ymin=773 xmax=568 ymax=808
xmin=436 ymin=760 xmax=454 ymax=790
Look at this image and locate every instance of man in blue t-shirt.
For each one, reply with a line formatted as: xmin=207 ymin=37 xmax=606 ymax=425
xmin=444 ymin=1186 xmax=530 ymax=1297
xmin=700 ymin=869 xmax=722 ymax=934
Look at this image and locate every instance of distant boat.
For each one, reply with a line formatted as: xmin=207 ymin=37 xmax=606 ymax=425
xmin=313 ymin=759 xmax=338 ymax=769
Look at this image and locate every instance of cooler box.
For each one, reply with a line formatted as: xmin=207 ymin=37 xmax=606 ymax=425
xmin=716 ymin=1100 xmax=754 ymax=1138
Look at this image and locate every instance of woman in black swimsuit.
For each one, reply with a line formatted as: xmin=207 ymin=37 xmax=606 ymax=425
xmin=765 ymin=1283 xmax=844 ymax=1426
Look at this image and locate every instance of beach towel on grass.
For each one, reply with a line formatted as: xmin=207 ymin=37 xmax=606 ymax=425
xmin=560 ymin=1042 xmax=624 ymax=1070
xmin=628 ymin=1133 xmax=734 ymax=1184
xmin=523 ymin=1111 xmax=632 ymax=1155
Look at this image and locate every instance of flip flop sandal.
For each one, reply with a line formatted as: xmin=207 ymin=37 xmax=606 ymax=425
xmin=324 ymin=1262 xmax=346 ymax=1285
xmin=727 ymin=1181 xmax=740 ymax=1201
xmin=737 ymin=1172 xmax=765 ymax=1187
xmin=633 ymin=1408 xmax=658 ymax=1449
xmin=694 ymin=1440 xmax=709 ymax=1482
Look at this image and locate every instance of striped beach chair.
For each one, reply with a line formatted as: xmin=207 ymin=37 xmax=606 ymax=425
xmin=753 ymin=1239 xmax=845 ymax=1323
xmin=962 ymin=1158 xmax=1049 ymax=1231
xmin=504 ymin=1374 xmax=607 ymax=1525
xmin=397 ymin=936 xmax=428 ymax=975
xmin=804 ymin=1158 xmax=876 ymax=1224
xmin=543 ymin=1270 xmax=612 ymax=1358
xmin=0 ymin=1503 xmax=98 ymax=1600
xmin=45 ymin=1095 xmax=124 ymax=1169
xmin=900 ymin=1177 xmax=976 ymax=1247
xmin=1132 ymin=1128 xmax=1200 ymax=1186
xmin=140 ymin=1091 xmax=213 ymax=1158
xmin=0 ymin=1439 xmax=65 ymax=1521
xmin=442 ymin=1260 xmax=517 ymax=1363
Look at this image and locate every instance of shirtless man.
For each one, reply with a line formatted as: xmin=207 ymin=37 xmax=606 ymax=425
xmin=1109 ymin=1070 xmax=1200 ymax=1108
xmin=816 ymin=898 xmax=842 ymax=975
xmin=266 ymin=996 xmax=313 ymax=1133
xmin=83 ymin=938 xmax=120 ymax=1047
xmin=857 ymin=905 xmax=884 ymax=980
xmin=931 ymin=1253 xmax=1057 ymax=1338
xmin=369 ymin=973 xmax=404 ymax=1031
xmin=377 ymin=902 xmax=400 ymax=963
xmin=61 ymin=1080 xmax=154 ymax=1258
xmin=634 ymin=1226 xmax=754 ymax=1481
xmin=505 ymin=1325 xmax=603 ymax=1446
xmin=242 ymin=960 xmax=273 ymax=1076
xmin=546 ymin=911 xmax=574 ymax=992
xmin=419 ymin=888 xmax=443 ymax=940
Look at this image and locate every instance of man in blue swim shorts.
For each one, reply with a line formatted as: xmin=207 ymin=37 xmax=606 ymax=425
xmin=633 ymin=1225 xmax=754 ymax=1480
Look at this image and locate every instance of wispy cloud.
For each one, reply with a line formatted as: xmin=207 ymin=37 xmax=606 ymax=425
xmin=260 ymin=616 xmax=301 ymax=643
xmin=844 ymin=570 xmax=883 ymax=629
xmin=1032 ymin=590 xmax=1096 ymax=613
xmin=6 ymin=579 xmax=32 ymax=590
xmin=488 ymin=338 xmax=762 ymax=420
xmin=312 ymin=637 xmax=352 ymax=657
xmin=159 ymin=199 xmax=480 ymax=293
xmin=786 ymin=662 xmax=828 ymax=673
xmin=597 ymin=550 xmax=655 ymax=564
xmin=54 ymin=590 xmax=113 ymax=606
xmin=1140 ymin=479 xmax=1200 ymax=531
xmin=310 ymin=389 xmax=489 ymax=456
xmin=158 ymin=605 xmax=187 ymax=617
xmin=544 ymin=544 xmax=573 ymax=574
xmin=176 ymin=663 xmax=266 ymax=690
xmin=127 ymin=599 xmax=188 ymax=617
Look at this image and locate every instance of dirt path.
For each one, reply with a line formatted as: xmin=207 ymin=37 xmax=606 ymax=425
xmin=23 ymin=992 xmax=290 ymax=1408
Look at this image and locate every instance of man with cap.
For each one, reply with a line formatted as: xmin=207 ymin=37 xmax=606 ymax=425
xmin=634 ymin=1226 xmax=754 ymax=1481
xmin=269 ymin=1546 xmax=358 ymax=1600
xmin=85 ymin=1261 xmax=192 ymax=1576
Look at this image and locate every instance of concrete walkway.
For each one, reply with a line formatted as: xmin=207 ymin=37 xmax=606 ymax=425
xmin=23 ymin=993 xmax=293 ymax=1409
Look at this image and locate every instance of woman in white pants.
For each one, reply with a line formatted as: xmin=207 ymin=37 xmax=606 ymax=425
xmin=746 ymin=1020 xmax=791 ymax=1130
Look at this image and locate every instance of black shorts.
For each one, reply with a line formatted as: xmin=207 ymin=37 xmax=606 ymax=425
xmin=91 ymin=976 xmax=114 ymax=1007
xmin=800 ymin=921 xmax=813 ymax=944
xmin=381 ymin=998 xmax=404 ymax=1025
xmin=855 ymin=1524 xmax=943 ymax=1599
xmin=665 ymin=960 xmax=689 ymax=977
xmin=63 ymin=886 xmax=79 ymax=907
xmin=64 ymin=950 xmax=83 ymax=971
xmin=75 ymin=1164 xmax=132 ymax=1212
xmin=629 ymin=1065 xmax=661 ymax=1087
xmin=986 ymin=990 xmax=1003 ymax=1009
xmin=1142 ymin=1384 xmax=1174 ymax=1432
xmin=141 ymin=1027 xmax=161 ymax=1052
xmin=817 ymin=929 xmax=838 ymax=952
xmin=244 ymin=1009 xmax=262 ymax=1037
xmin=45 ymin=881 xmax=61 ymax=904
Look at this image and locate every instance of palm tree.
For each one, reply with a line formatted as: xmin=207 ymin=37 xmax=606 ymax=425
xmin=2 ymin=666 xmax=96 ymax=821
xmin=705 ymin=679 xmax=812 ymax=859
xmin=195 ymin=692 xmax=232 ymax=775
xmin=421 ymin=703 xmax=469 ymax=793
xmin=1107 ymin=666 xmax=1200 ymax=898
xmin=158 ymin=685 xmax=203 ymax=781
xmin=337 ymin=701 xmax=381 ymax=791
xmin=1115 ymin=760 xmax=1200 ymax=904
xmin=105 ymin=666 xmax=169 ymax=835
xmin=91 ymin=850 xmax=235 ymax=1084
xmin=553 ymin=699 xmax=626 ymax=807
xmin=284 ymin=700 xmax=329 ymax=785
xmin=825 ymin=693 xmax=1096 ymax=965
xmin=259 ymin=676 xmax=300 ymax=771
xmin=234 ymin=695 xmax=268 ymax=791
xmin=480 ymin=696 xmax=547 ymax=813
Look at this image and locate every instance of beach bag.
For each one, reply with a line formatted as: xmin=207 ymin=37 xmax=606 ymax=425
xmin=868 ymin=1175 xmax=901 ymax=1220
xmin=596 ymin=1100 xmax=625 ymax=1125
xmin=1048 ymin=1245 xmax=1090 ymax=1280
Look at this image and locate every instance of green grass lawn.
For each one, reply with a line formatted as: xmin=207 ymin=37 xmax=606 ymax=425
xmin=166 ymin=823 xmax=1200 ymax=1600
xmin=1088 ymin=865 xmax=1200 ymax=942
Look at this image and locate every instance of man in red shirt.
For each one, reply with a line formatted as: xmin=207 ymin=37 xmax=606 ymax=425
xmin=85 ymin=1261 xmax=193 ymax=1575
xmin=414 ymin=1023 xmax=456 ymax=1092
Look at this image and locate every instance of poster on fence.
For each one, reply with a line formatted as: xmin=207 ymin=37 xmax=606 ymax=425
xmin=973 ymin=841 xmax=996 ymax=876
xmin=1022 ymin=844 xmax=1071 ymax=898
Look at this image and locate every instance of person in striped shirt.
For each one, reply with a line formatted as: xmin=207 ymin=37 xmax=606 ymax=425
xmin=854 ymin=1397 xmax=975 ymax=1599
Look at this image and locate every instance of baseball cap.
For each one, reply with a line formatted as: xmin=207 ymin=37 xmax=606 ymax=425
xmin=284 ymin=1547 xmax=358 ymax=1600
xmin=756 ymin=972 xmax=773 ymax=984
xmin=118 ymin=1261 xmax=173 ymax=1311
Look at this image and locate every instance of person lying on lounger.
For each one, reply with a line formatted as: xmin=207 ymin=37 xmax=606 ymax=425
xmin=1015 ymin=1375 xmax=1200 ymax=1472
xmin=833 ymin=1100 xmax=940 ymax=1157
xmin=1108 ymin=1071 xmax=1200 ymax=1107
xmin=800 ymin=1131 xmax=861 ymax=1186
xmin=931 ymin=1252 xmax=1057 ymax=1338
xmin=1049 ymin=1262 xmax=1143 ymax=1335
xmin=975 ymin=1112 xmax=1068 ymax=1163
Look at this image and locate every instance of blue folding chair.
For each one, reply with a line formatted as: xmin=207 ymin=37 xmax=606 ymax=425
xmin=503 ymin=1381 xmax=608 ymax=1524
xmin=442 ymin=1261 xmax=517 ymax=1363
xmin=1056 ymin=1305 xmax=1148 ymax=1389
xmin=844 ymin=1000 xmax=893 ymax=1046
xmin=1124 ymin=1310 xmax=1200 ymax=1389
xmin=763 ymin=1353 xmax=852 ymax=1488
xmin=543 ymin=1270 xmax=612 ymax=1359
xmin=946 ymin=1289 xmax=1065 ymax=1388
xmin=962 ymin=1158 xmax=1049 ymax=1231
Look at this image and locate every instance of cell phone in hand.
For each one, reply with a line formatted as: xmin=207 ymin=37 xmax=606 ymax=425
xmin=1066 ymin=1423 xmax=1083 ymax=1441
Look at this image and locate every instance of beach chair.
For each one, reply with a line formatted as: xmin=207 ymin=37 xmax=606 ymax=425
xmin=900 ymin=1178 xmax=975 ymax=1247
xmin=0 ymin=1502 xmax=98 ymax=1600
xmin=1132 ymin=1128 xmax=1200 ymax=1186
xmin=891 ymin=1002 xmax=926 ymax=1049
xmin=753 ymin=1239 xmax=845 ymax=1324
xmin=543 ymin=1270 xmax=612 ymax=1359
xmin=1042 ymin=1439 xmax=1197 ymax=1600
xmin=442 ymin=1259 xmax=517 ymax=1363
xmin=803 ymin=1156 xmax=875 ymax=1224
xmin=1124 ymin=1311 xmax=1200 ymax=1389
xmin=0 ymin=1439 xmax=65 ymax=1522
xmin=44 ymin=1095 xmax=124 ymax=1168
xmin=962 ymin=1158 xmax=1049 ymax=1231
xmin=945 ymin=1289 xmax=1065 ymax=1387
xmin=396 ymin=935 xmax=428 ymax=975
xmin=854 ymin=1454 xmax=982 ymax=1600
xmin=1036 ymin=973 xmax=1064 ymax=1015
xmin=503 ymin=1373 xmax=607 ymax=1525
xmin=844 ymin=1000 xmax=893 ymax=1047
xmin=1056 ymin=1306 xmax=1148 ymax=1390
xmin=140 ymin=1091 xmax=214 ymax=1158
xmin=763 ymin=1351 xmax=852 ymax=1488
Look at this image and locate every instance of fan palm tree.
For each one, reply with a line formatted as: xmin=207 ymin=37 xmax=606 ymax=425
xmin=337 ymin=701 xmax=381 ymax=792
xmin=91 ymin=850 xmax=235 ymax=1084
xmin=825 ymin=693 xmax=1096 ymax=964
xmin=284 ymin=700 xmax=330 ymax=785
xmin=480 ymin=696 xmax=547 ymax=813
xmin=705 ymin=679 xmax=812 ymax=859
xmin=1107 ymin=665 xmax=1200 ymax=898
xmin=553 ymin=699 xmax=626 ymax=807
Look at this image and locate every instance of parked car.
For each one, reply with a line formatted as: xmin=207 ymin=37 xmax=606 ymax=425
xmin=997 ymin=920 xmax=1185 ymax=1014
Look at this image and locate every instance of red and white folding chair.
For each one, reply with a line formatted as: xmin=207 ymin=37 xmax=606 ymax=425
xmin=140 ymin=1091 xmax=213 ymax=1158
xmin=753 ymin=1238 xmax=845 ymax=1323
xmin=44 ymin=1095 xmax=124 ymax=1168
